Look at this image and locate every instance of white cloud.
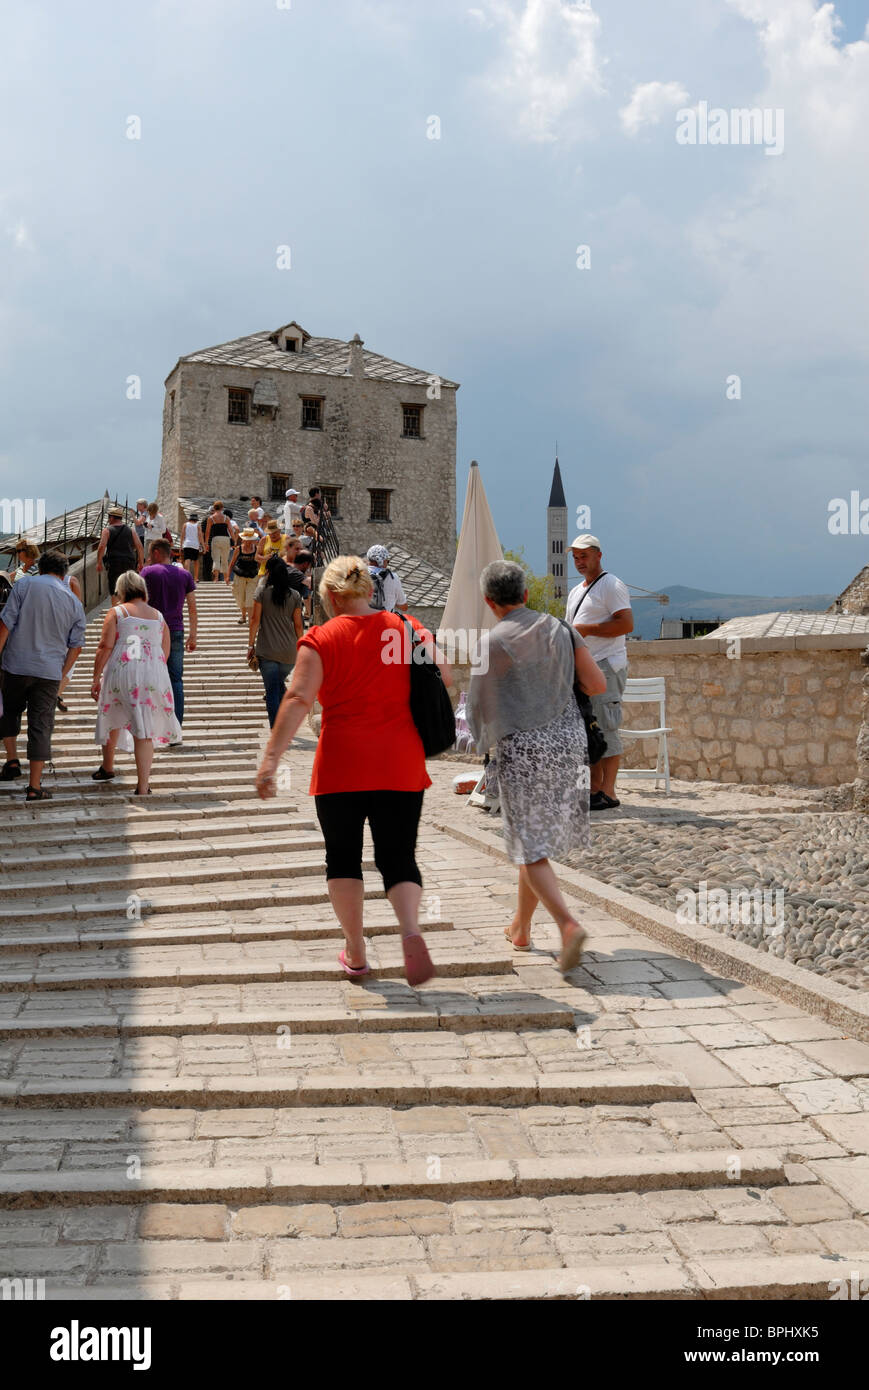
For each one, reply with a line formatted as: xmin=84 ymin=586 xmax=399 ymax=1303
xmin=8 ymin=220 xmax=33 ymax=252
xmin=475 ymin=0 xmax=604 ymax=142
xmin=619 ymin=80 xmax=690 ymax=135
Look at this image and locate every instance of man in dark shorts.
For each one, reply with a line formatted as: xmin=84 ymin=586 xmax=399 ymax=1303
xmin=0 ymin=550 xmax=85 ymax=800
xmin=140 ymin=539 xmax=197 ymax=734
xmin=96 ymin=506 xmax=143 ymax=604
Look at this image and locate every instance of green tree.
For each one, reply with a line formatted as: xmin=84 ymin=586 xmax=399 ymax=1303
xmin=504 ymin=547 xmax=565 ymax=617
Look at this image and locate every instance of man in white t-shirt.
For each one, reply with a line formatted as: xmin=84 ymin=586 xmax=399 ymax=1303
xmin=282 ymin=488 xmax=302 ymax=533
xmin=566 ymin=533 xmax=633 ymax=811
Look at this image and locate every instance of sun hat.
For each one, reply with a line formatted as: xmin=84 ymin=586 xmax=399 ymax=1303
xmin=239 ymin=527 xmax=257 ymax=540
xmin=107 ymin=506 xmax=124 ymax=519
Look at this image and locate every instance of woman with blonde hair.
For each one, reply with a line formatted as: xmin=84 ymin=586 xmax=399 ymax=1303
xmin=91 ymin=570 xmax=180 ymax=794
xmin=255 ymin=556 xmax=451 ymax=986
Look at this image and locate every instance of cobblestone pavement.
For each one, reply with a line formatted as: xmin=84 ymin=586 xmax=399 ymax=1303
xmin=0 ymin=586 xmax=867 ymax=1300
xmin=427 ymin=769 xmax=869 ymax=993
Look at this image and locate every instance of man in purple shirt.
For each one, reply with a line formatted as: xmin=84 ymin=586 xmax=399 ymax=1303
xmin=141 ymin=539 xmax=197 ymax=732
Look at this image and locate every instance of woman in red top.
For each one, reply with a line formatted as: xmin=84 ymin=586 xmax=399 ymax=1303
xmin=255 ymin=556 xmax=452 ymax=987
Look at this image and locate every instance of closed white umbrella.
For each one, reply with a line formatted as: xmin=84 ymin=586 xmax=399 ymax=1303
xmin=441 ymin=460 xmax=503 ymax=635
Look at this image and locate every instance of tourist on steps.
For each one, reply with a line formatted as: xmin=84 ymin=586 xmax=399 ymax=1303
xmin=139 ymin=538 xmax=197 ymax=736
xmin=466 ymin=560 xmax=606 ymax=974
xmin=248 ymin=553 xmax=304 ymax=727
xmin=181 ymin=513 xmax=205 ymax=580
xmin=227 ymin=527 xmax=261 ymax=625
xmin=96 ymin=506 xmax=144 ymax=605
xmin=255 ymin=555 xmax=452 ymax=987
xmin=0 ymin=550 xmax=86 ymax=802
xmin=204 ymin=502 xmax=233 ymax=582
xmin=91 ymin=570 xmax=180 ymax=795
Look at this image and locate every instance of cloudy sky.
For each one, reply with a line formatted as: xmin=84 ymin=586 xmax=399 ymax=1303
xmin=2 ymin=0 xmax=867 ymax=595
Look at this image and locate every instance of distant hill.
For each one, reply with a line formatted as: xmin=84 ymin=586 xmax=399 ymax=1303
xmin=628 ymin=586 xmax=835 ymax=641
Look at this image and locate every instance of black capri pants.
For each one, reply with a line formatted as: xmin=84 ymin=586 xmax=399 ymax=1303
xmin=314 ymin=790 xmax=424 ymax=893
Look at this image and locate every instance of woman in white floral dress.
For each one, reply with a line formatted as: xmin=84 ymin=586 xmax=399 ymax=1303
xmin=466 ymin=561 xmax=607 ymax=974
xmin=91 ymin=570 xmax=180 ymax=794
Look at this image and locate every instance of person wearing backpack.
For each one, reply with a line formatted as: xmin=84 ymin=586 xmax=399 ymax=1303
xmin=366 ymin=545 xmax=407 ymax=613
xmin=96 ymin=507 xmax=144 ymax=606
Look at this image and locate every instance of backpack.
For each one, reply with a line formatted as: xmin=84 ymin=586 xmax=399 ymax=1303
xmin=369 ymin=568 xmax=393 ymax=611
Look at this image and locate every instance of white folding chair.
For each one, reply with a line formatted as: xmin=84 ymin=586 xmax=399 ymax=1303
xmin=619 ymin=677 xmax=672 ymax=793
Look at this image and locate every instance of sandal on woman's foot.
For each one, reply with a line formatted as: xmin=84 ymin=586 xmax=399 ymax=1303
xmin=402 ymin=933 xmax=436 ymax=987
xmin=338 ymin=949 xmax=370 ymax=978
xmin=133 ymin=787 xmax=152 ymax=796
xmin=557 ymin=921 xmax=588 ymax=975
xmin=92 ymin=766 xmax=115 ymax=781
xmin=0 ymin=759 xmax=22 ymax=781
xmin=504 ymin=925 xmax=532 ymax=951
xmin=25 ymin=786 xmax=52 ymax=802
xmin=56 ymin=697 xmax=68 ymax=712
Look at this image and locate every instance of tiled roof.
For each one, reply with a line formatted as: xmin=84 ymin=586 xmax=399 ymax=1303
xmin=385 ymin=545 xmax=451 ymax=609
xmin=174 ymin=330 xmax=458 ymax=389
xmin=699 ymin=611 xmax=869 ymax=638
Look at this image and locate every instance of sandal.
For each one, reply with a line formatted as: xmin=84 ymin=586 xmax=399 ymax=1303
xmin=92 ymin=766 xmax=116 ymax=781
xmin=0 ymin=759 xmax=22 ymax=781
xmin=56 ymin=697 xmax=69 ymax=712
xmin=338 ymin=949 xmax=370 ymax=978
xmin=133 ymin=787 xmax=152 ymax=796
xmin=504 ymin=925 xmax=532 ymax=952
xmin=25 ymin=786 xmax=52 ymax=802
xmin=402 ymin=933 xmax=436 ymax=987
xmin=557 ymin=920 xmax=588 ymax=975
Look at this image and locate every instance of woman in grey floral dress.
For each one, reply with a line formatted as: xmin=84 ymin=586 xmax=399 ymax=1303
xmin=466 ymin=561 xmax=606 ymax=973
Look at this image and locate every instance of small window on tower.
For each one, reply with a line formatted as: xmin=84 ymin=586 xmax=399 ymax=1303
xmin=227 ymin=388 xmax=251 ymax=425
xmin=301 ymin=397 xmax=324 ymax=429
xmin=369 ymin=488 xmax=391 ymax=522
xmin=401 ymin=405 xmax=423 ymax=438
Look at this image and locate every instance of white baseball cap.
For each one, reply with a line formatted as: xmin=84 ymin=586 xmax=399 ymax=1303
xmin=285 ymin=488 xmax=299 ymax=497
xmin=570 ymin=533 xmax=601 ymax=550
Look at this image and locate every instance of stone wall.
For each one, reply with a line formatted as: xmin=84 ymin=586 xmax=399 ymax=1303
xmin=620 ymin=637 xmax=866 ymax=787
xmin=834 ymin=565 xmax=869 ymax=616
xmin=158 ymin=359 xmax=457 ymax=578
xmin=448 ymin=635 xmax=866 ymax=789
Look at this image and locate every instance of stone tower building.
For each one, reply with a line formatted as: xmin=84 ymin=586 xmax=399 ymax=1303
xmin=157 ymin=320 xmax=459 ymax=576
xmin=547 ymin=457 xmax=568 ymax=601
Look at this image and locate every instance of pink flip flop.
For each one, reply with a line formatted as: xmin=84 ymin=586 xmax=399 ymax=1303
xmin=402 ymin=933 xmax=436 ymax=987
xmin=338 ymin=949 xmax=370 ymax=978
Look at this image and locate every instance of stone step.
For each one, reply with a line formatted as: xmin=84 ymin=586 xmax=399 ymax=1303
xmin=0 ymin=936 xmax=510 ymax=989
xmin=37 ymin=1252 xmax=869 ymax=1301
xmin=0 ymin=819 xmax=318 ymax=856
xmin=0 ymin=1148 xmax=787 ymax=1209
xmin=0 ymin=1068 xmax=692 ymax=1109
xmin=0 ymin=832 xmax=328 ymax=873
xmin=0 ymin=978 xmax=577 ymax=1038
xmin=0 ymin=847 xmax=353 ymax=897
xmin=0 ymin=871 xmax=384 ymax=922
xmin=0 ymin=807 xmax=315 ymax=842
xmin=0 ymin=913 xmax=454 ymax=953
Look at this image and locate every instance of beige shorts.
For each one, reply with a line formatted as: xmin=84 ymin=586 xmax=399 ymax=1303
xmin=211 ymin=536 xmax=231 ymax=573
xmin=233 ymin=574 xmax=259 ymax=610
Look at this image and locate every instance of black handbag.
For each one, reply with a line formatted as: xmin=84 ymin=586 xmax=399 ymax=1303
xmin=399 ymin=616 xmax=456 ymax=757
xmin=559 ymin=618 xmax=607 ymax=766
